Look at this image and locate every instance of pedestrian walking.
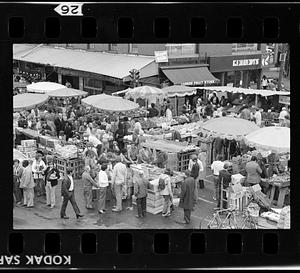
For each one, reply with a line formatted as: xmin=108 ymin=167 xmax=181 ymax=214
xmin=111 ymin=156 xmax=127 ymax=212
xmin=198 ymin=148 xmax=207 ymax=189
xmin=44 ymin=161 xmax=60 ymax=208
xmin=189 ymin=154 xmax=203 ymax=201
xmin=134 ymin=170 xmax=149 ymax=218
xmin=158 ymin=170 xmax=173 ymax=217
xmin=19 ymin=160 xmax=35 ymax=208
xmin=96 ymin=164 xmax=109 ymax=214
xmin=60 ymin=167 xmax=84 ymax=219
xmin=82 ymin=165 xmax=99 ymax=209
xmin=125 ymin=163 xmax=134 ymax=211
xmin=178 ymin=170 xmax=196 ymax=225
xmin=210 ymin=155 xmax=224 ymax=203
xmin=32 ymin=153 xmax=46 ymax=197
xmin=13 ymin=159 xmax=23 ymax=205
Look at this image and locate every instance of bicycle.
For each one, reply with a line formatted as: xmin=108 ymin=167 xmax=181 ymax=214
xmin=203 ymin=196 xmax=258 ymax=229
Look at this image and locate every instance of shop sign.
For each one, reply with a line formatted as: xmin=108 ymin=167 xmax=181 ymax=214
xmin=181 ymin=80 xmax=216 ymax=86
xmin=279 ymin=95 xmax=290 ymax=105
xmin=154 ymin=51 xmax=168 ymax=63
xmin=233 ymin=58 xmax=260 ymax=67
xmin=262 ymin=54 xmax=270 ymax=67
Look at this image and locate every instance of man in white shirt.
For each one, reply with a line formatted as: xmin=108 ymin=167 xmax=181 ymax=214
xmin=32 ymin=154 xmax=47 ymax=197
xmin=210 ymin=155 xmax=224 ymax=202
xmin=279 ymin=107 xmax=289 ymax=123
xmin=88 ymin=134 xmax=102 ymax=157
xmin=96 ymin=164 xmax=109 ymax=214
xmin=111 ymin=156 xmax=127 ymax=212
xmin=254 ymin=108 xmax=263 ymax=127
xmin=60 ymin=167 xmax=83 ymax=219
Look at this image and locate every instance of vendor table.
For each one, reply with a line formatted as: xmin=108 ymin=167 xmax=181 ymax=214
xmin=15 ymin=127 xmax=40 ymax=139
xmin=267 ymin=180 xmax=290 ymax=208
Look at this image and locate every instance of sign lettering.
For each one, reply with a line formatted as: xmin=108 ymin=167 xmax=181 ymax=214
xmin=154 ymin=51 xmax=168 ymax=63
xmin=233 ymin=58 xmax=260 ymax=67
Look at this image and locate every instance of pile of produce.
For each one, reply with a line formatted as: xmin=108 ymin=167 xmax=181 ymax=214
xmin=54 ymin=144 xmax=78 ymax=159
xmin=267 ymin=172 xmax=290 ymax=184
xmin=277 ymin=206 xmax=290 ymax=229
xmin=174 ymin=115 xmax=190 ymax=124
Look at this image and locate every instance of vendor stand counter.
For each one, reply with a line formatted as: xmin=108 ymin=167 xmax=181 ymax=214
xmin=142 ymin=139 xmax=200 ymax=172
xmin=265 ymin=174 xmax=290 ymax=208
xmin=131 ymin=163 xmax=185 ymax=214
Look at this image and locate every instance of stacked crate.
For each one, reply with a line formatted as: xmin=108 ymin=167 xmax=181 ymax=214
xmin=17 ymin=140 xmax=37 ymax=159
xmin=177 ymin=150 xmax=196 ymax=172
xmin=132 ymin=179 xmax=164 ymax=215
xmin=53 ymin=156 xmax=84 ymax=179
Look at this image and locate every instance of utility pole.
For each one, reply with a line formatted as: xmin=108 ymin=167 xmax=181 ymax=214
xmin=277 ymin=44 xmax=287 ymax=91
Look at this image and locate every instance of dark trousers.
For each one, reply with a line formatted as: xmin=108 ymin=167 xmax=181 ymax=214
xmin=136 ymin=196 xmax=146 ymax=217
xmin=13 ymin=178 xmax=22 ymax=203
xmin=60 ymin=191 xmax=80 ymax=217
xmin=184 ymin=209 xmax=191 ymax=223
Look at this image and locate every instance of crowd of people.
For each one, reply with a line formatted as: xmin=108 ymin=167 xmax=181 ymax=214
xmin=13 ymin=89 xmax=290 ymax=225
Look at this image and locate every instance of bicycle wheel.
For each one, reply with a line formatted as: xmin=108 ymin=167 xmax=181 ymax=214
xmin=207 ymin=214 xmax=222 ymax=229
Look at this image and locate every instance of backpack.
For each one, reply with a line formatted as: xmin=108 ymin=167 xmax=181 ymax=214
xmin=158 ymin=178 xmax=166 ymax=191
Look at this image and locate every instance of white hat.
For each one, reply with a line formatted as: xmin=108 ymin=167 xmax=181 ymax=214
xmin=282 ymin=107 xmax=286 ymax=110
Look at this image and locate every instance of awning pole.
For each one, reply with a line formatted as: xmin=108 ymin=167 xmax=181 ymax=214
xmin=255 ymin=94 xmax=258 ymax=106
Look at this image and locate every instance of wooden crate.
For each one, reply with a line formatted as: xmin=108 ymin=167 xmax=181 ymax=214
xmin=53 ymin=156 xmax=84 ymax=179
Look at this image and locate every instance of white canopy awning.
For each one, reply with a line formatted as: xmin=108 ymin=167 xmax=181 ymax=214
xmin=197 ymin=86 xmax=290 ymax=97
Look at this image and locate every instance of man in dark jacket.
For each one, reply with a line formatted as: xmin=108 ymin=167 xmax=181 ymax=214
xmin=134 ymin=170 xmax=149 ymax=218
xmin=54 ymin=113 xmax=65 ymax=138
xmin=218 ymin=162 xmax=232 ymax=208
xmin=60 ymin=167 xmax=83 ymax=219
xmin=178 ymin=170 xmax=196 ymax=224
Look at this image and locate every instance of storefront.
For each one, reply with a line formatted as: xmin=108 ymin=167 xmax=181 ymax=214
xmin=209 ymin=53 xmax=263 ymax=89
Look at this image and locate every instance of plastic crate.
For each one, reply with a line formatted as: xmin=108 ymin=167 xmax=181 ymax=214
xmin=177 ymin=150 xmax=197 ymax=172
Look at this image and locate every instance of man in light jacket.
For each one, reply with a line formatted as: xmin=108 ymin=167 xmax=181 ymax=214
xmin=158 ymin=171 xmax=173 ymax=217
xmin=111 ymin=156 xmax=127 ymax=212
xmin=20 ymin=160 xmax=35 ymax=208
xmin=32 ymin=153 xmax=46 ymax=197
xmin=82 ymin=165 xmax=99 ymax=209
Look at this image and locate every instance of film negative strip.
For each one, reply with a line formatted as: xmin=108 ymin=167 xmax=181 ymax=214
xmin=1 ymin=1 xmax=299 ymax=269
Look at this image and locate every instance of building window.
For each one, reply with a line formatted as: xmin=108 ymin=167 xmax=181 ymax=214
xmin=129 ymin=44 xmax=138 ymax=54
xmin=84 ymin=78 xmax=102 ymax=89
xmin=165 ymin=44 xmax=196 ymax=56
xmin=232 ymin=43 xmax=258 ymax=52
xmin=108 ymin=44 xmax=118 ymax=51
xmin=87 ymin=43 xmax=95 ymax=49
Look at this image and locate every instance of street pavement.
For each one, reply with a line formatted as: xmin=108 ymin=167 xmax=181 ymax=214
xmin=13 ymin=168 xmax=217 ymax=229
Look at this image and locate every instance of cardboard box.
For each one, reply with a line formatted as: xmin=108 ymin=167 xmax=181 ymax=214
xmin=230 ymin=183 xmax=243 ymax=193
xmin=251 ymin=184 xmax=262 ymax=192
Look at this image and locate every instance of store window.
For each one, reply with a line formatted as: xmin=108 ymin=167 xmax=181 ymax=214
xmin=87 ymin=43 xmax=95 ymax=49
xmin=129 ymin=44 xmax=138 ymax=54
xmin=165 ymin=44 xmax=196 ymax=56
xmin=108 ymin=44 xmax=118 ymax=51
xmin=232 ymin=43 xmax=258 ymax=52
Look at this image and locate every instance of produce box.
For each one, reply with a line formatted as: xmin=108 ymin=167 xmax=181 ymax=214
xmin=146 ymin=197 xmax=164 ymax=208
xmin=148 ymin=179 xmax=159 ymax=192
xmin=147 ymin=189 xmax=162 ymax=200
xmin=21 ymin=139 xmax=36 ymax=147
xmin=146 ymin=205 xmax=163 ymax=214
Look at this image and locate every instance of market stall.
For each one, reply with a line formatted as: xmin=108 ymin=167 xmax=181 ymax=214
xmin=244 ymin=126 xmax=290 ymax=154
xmin=199 ymin=117 xmax=260 ymax=164
xmin=162 ymin=85 xmax=197 ymax=116
xmin=197 ymin=86 xmax=290 ymax=111
xmin=141 ymin=139 xmax=200 ymax=172
xmin=125 ymin=85 xmax=166 ymax=101
xmin=81 ymin=93 xmax=139 ymax=114
xmin=13 ymin=93 xmax=49 ymax=112
xmin=26 ymin=81 xmax=66 ymax=94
